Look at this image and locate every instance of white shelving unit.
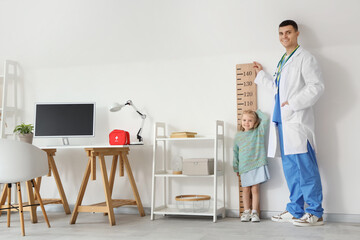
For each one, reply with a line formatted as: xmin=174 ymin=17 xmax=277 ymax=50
xmin=0 ymin=60 xmax=19 ymax=139
xmin=0 ymin=60 xmax=20 ymax=203
xmin=151 ymin=121 xmax=225 ymax=222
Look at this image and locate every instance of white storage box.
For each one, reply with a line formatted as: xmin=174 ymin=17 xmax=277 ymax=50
xmin=182 ymin=158 xmax=214 ymax=175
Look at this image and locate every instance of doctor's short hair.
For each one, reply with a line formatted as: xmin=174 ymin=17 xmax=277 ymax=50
xmin=279 ymin=20 xmax=298 ymax=32
xmin=239 ymin=110 xmax=261 ymax=131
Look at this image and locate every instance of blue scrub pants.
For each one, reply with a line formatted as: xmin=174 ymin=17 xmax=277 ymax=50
xmin=277 ymin=123 xmax=324 ymax=218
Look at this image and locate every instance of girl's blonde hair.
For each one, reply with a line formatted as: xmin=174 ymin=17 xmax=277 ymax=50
xmin=239 ymin=110 xmax=261 ymax=131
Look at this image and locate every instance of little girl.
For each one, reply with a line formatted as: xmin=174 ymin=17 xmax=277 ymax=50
xmin=233 ymin=109 xmax=270 ymax=222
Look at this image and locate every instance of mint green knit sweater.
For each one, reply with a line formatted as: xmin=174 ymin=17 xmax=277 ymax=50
xmin=233 ymin=110 xmax=269 ymax=174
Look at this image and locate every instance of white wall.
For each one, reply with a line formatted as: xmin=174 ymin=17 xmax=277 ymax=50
xmin=1 ymin=0 xmax=359 ymax=216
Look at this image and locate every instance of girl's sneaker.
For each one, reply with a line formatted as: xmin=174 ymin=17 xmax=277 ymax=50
xmin=241 ymin=210 xmax=251 ymax=222
xmin=251 ymin=212 xmax=260 ymax=222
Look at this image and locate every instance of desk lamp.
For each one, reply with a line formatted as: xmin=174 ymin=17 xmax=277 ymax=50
xmin=109 ymin=100 xmax=146 ymax=142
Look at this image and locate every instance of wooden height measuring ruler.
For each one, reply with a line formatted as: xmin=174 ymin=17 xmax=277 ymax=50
xmin=236 ymin=63 xmax=257 ymax=129
xmin=235 ymin=63 xmax=257 ymax=215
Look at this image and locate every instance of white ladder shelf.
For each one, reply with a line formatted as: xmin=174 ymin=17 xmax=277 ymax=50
xmin=0 ymin=60 xmax=20 ymax=139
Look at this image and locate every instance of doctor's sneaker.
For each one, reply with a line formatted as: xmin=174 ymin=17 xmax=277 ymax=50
xmin=271 ymin=210 xmax=297 ymax=223
xmin=293 ymin=213 xmax=324 ymax=227
xmin=241 ymin=209 xmax=251 ymax=222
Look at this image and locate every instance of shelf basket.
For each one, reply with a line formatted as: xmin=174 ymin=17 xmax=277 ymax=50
xmin=175 ymin=195 xmax=211 ymax=212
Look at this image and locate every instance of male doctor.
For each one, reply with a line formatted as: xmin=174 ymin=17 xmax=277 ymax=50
xmin=253 ymin=20 xmax=324 ymax=226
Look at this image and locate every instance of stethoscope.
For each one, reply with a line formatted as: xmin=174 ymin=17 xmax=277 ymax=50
xmin=273 ymin=45 xmax=300 ymax=89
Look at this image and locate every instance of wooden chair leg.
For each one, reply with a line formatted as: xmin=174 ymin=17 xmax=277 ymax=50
xmin=31 ymin=180 xmax=50 ymax=228
xmin=0 ymin=184 xmax=8 ymax=217
xmin=7 ymin=183 xmax=11 ymax=227
xmin=16 ymin=182 xmax=25 ymax=236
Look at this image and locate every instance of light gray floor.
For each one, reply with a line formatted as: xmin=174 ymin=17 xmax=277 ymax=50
xmin=1 ymin=212 xmax=360 ymax=240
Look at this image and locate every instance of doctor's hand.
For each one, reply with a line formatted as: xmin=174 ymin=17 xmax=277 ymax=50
xmin=281 ymin=101 xmax=289 ymax=107
xmin=253 ymin=61 xmax=263 ymax=74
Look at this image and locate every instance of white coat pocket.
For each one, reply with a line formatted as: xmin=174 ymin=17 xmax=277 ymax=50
xmin=281 ymin=105 xmax=295 ymax=122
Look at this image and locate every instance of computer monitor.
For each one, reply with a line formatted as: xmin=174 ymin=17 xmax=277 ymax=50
xmin=34 ymin=103 xmax=95 ymax=145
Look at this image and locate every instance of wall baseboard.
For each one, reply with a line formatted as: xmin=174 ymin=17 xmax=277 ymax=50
xmin=43 ymin=205 xmax=360 ymax=223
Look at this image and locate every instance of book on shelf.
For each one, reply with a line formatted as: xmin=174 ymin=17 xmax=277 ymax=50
xmin=170 ymin=132 xmax=197 ymax=138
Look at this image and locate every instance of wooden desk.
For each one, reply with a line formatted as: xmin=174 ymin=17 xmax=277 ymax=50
xmin=70 ymin=146 xmax=145 ymax=225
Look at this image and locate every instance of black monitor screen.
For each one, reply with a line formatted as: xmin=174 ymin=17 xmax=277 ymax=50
xmin=35 ymin=103 xmax=95 ymax=137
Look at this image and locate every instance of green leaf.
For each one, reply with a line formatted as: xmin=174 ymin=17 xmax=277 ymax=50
xmin=13 ymin=123 xmax=34 ymax=134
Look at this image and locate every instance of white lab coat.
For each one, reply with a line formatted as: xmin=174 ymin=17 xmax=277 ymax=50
xmin=254 ymin=47 xmax=324 ymax=157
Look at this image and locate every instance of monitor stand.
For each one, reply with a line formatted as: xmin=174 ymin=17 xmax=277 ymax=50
xmin=62 ymin=137 xmax=70 ymax=146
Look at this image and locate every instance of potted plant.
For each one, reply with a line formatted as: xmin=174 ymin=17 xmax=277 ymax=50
xmin=13 ymin=123 xmax=34 ymax=144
